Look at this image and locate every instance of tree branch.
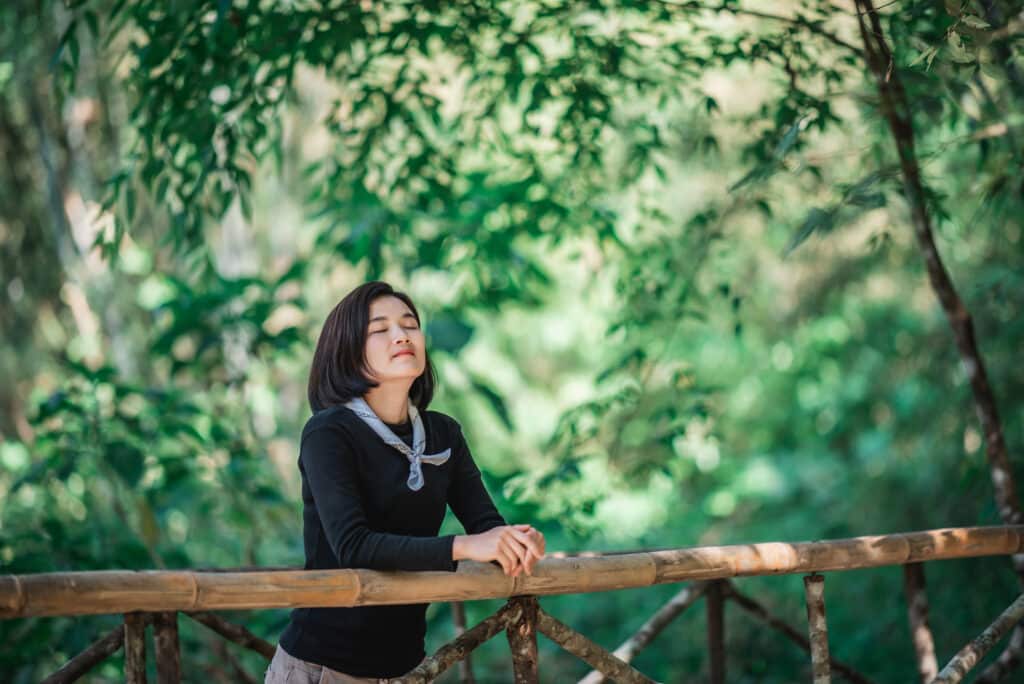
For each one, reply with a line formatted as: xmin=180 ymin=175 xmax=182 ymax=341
xmin=659 ymin=1 xmax=865 ymax=57
xmin=853 ymin=0 xmax=1024 ymax=675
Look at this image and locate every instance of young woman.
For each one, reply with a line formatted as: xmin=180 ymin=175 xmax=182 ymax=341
xmin=266 ymin=281 xmax=546 ymax=683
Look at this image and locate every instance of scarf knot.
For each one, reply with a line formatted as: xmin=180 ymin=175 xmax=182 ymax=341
xmin=344 ymin=397 xmax=451 ymax=491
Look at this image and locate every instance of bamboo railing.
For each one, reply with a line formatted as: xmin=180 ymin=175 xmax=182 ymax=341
xmin=4 ymin=525 xmax=1024 ymax=683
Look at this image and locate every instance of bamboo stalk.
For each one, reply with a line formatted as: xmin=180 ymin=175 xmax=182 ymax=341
xmin=724 ymin=582 xmax=874 ymax=684
xmin=153 ymin=612 xmax=180 ymax=684
xmin=932 ymin=594 xmax=1024 ymax=684
xmin=707 ymin=581 xmax=725 ymax=684
xmin=903 ymin=564 xmax=937 ymax=683
xmin=3 ymin=526 xmax=1023 ymax=619
xmin=183 ymin=611 xmax=275 ymax=659
xmin=804 ymin=575 xmax=831 ymax=684
xmin=536 ymin=608 xmax=657 ymax=684
xmin=41 ymin=622 xmax=124 ymax=684
xmin=124 ymin=612 xmax=147 ymax=684
xmin=451 ymin=602 xmax=477 ymax=684
xmin=507 ymin=597 xmax=539 ymax=684
xmin=393 ymin=602 xmax=520 ymax=684
xmin=579 ymin=582 xmax=708 ymax=684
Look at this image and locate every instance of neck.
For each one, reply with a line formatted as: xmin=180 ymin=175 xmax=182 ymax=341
xmin=363 ymin=382 xmax=413 ymax=424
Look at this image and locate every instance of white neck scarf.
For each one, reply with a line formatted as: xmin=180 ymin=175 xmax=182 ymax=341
xmin=344 ymin=396 xmax=451 ymax=491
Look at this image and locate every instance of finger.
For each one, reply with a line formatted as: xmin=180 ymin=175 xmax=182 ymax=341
xmin=520 ymin=538 xmax=543 ymax=572
xmin=521 ymin=550 xmax=538 ymax=575
xmin=500 ymin=535 xmax=530 ymax=569
xmin=532 ymin=530 xmax=546 ymax=555
xmin=495 ymin=550 xmax=513 ymax=576
xmin=508 ymin=528 xmax=544 ymax=559
xmin=500 ymin=547 xmax=521 ymax=577
xmin=508 ymin=527 xmax=539 ymax=554
xmin=518 ymin=545 xmax=540 ymax=575
xmin=524 ymin=528 xmax=545 ymax=554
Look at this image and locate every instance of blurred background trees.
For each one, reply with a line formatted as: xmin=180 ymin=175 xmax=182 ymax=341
xmin=2 ymin=1 xmax=1022 ymax=681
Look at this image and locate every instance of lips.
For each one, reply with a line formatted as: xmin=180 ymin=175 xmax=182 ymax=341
xmin=392 ymin=350 xmax=415 ymax=358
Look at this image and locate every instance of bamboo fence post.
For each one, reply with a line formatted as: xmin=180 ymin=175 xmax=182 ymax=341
xmin=394 ymin=602 xmax=519 ymax=684
xmin=506 ymin=597 xmax=539 ymax=684
xmin=41 ymin=622 xmax=125 ymax=684
xmin=184 ymin=611 xmax=275 ymax=659
xmin=804 ymin=574 xmax=830 ymax=684
xmin=536 ymin=608 xmax=657 ymax=684
xmin=579 ymin=581 xmax=709 ymax=684
xmin=152 ymin=611 xmax=180 ymax=684
xmin=124 ymin=612 xmax=148 ymax=684
xmin=933 ymin=593 xmax=1024 ymax=684
xmin=452 ymin=601 xmax=477 ymax=684
xmin=723 ymin=582 xmax=874 ymax=684
xmin=707 ymin=580 xmax=725 ymax=684
xmin=902 ymin=564 xmax=937 ymax=683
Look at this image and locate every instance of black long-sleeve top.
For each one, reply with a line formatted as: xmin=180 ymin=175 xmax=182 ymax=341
xmin=277 ymin=404 xmax=507 ymax=678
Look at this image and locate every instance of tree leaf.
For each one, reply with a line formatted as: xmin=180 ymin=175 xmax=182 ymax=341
xmin=784 ymin=207 xmax=835 ymax=256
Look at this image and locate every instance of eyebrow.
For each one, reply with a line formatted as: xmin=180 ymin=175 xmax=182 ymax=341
xmin=368 ymin=313 xmax=417 ymax=323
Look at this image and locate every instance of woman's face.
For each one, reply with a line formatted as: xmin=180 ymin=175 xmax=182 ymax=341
xmin=363 ymin=295 xmax=426 ymax=384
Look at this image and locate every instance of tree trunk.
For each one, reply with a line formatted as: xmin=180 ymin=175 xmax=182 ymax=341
xmin=852 ymin=3 xmax=1024 ymax=678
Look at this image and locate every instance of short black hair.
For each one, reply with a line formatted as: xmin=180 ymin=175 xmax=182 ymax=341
xmin=307 ymin=281 xmax=436 ymax=413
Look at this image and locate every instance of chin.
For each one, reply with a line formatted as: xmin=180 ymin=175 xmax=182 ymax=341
xmin=376 ymin=367 xmax=425 ymax=382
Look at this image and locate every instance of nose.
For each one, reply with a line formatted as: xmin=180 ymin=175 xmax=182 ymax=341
xmin=391 ymin=324 xmax=410 ymax=344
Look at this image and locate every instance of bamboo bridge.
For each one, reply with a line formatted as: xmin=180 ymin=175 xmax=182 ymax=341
xmin=3 ymin=525 xmax=1024 ymax=683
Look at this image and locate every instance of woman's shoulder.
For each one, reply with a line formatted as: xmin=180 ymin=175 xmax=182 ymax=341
xmin=300 ymin=404 xmax=360 ymax=442
xmin=423 ymin=408 xmax=461 ymax=430
xmin=423 ymin=409 xmax=467 ymax=448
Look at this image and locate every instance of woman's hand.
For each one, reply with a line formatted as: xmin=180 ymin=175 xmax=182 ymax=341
xmin=453 ymin=525 xmax=546 ymax=577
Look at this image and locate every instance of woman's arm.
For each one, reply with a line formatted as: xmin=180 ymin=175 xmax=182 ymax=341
xmin=446 ymin=422 xmax=508 ymax=534
xmin=447 ymin=422 xmax=546 ymax=575
xmin=301 ymin=426 xmax=458 ymax=572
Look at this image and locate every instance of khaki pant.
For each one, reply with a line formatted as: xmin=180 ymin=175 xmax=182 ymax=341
xmin=263 ymin=644 xmax=423 ymax=684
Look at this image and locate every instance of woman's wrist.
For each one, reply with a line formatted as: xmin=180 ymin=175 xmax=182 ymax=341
xmin=452 ymin=534 xmax=468 ymax=561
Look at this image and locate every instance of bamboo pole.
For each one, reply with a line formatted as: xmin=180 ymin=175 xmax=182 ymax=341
xmin=184 ymin=611 xmax=275 ymax=659
xmin=536 ymin=608 xmax=657 ymax=684
xmin=975 ymin=624 xmax=1024 ymax=684
xmin=124 ymin=612 xmax=147 ymax=684
xmin=3 ymin=526 xmax=1023 ymax=618
xmin=804 ymin=575 xmax=831 ymax=684
xmin=451 ymin=602 xmax=477 ymax=684
xmin=932 ymin=593 xmax=1024 ymax=684
xmin=41 ymin=622 xmax=124 ymax=684
xmin=724 ymin=582 xmax=874 ymax=684
xmin=153 ymin=612 xmax=180 ymax=684
xmin=579 ymin=582 xmax=708 ymax=684
xmin=393 ymin=602 xmax=519 ymax=684
xmin=506 ymin=597 xmax=539 ymax=684
xmin=707 ymin=581 xmax=725 ymax=684
xmin=903 ymin=564 xmax=938 ymax=683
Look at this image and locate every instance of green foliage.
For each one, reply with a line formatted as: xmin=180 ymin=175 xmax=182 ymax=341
xmin=147 ymin=253 xmax=306 ymax=378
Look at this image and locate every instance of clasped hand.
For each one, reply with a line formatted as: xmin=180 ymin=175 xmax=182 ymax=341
xmin=453 ymin=524 xmax=546 ymax=577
